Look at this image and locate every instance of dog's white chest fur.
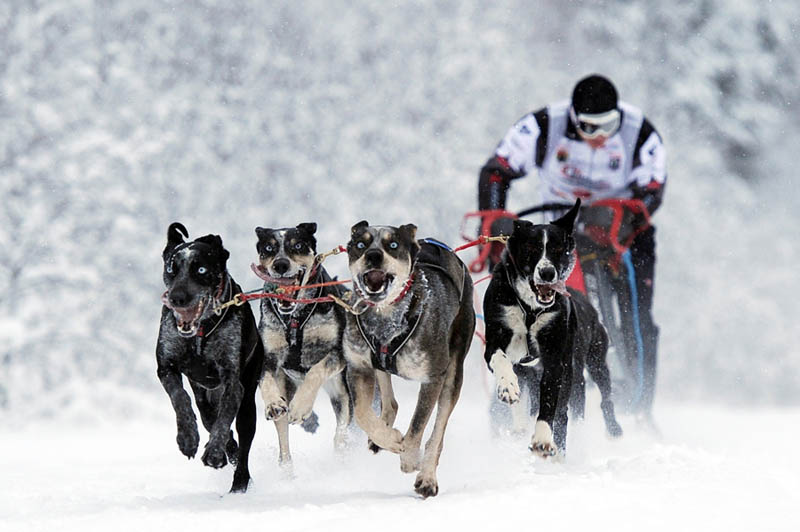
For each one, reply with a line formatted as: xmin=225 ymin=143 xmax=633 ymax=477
xmin=392 ymin=340 xmax=431 ymax=382
xmin=259 ymin=308 xmax=340 ymax=369
xmin=499 ymin=304 xmax=555 ymax=363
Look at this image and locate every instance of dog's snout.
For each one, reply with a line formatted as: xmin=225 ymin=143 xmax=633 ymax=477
xmin=272 ymin=258 xmax=290 ymax=275
xmin=169 ymin=288 xmax=191 ymax=308
xmin=365 ymin=249 xmax=383 ymax=268
xmin=538 ymin=265 xmax=557 ymax=283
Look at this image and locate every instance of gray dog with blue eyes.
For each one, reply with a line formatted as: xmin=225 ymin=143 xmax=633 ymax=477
xmin=342 ymin=221 xmax=475 ymax=498
xmin=157 ymin=223 xmax=286 ymax=493
xmin=253 ymin=223 xmax=352 ymax=467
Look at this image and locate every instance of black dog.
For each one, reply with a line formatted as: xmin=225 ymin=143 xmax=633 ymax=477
xmin=342 ymin=222 xmax=475 ymax=498
xmin=156 ymin=223 xmax=286 ymax=493
xmin=483 ymin=200 xmax=622 ymax=458
xmin=253 ymin=223 xmax=351 ymax=465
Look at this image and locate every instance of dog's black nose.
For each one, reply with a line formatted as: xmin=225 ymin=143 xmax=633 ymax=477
xmin=365 ymin=249 xmax=383 ymax=268
xmin=272 ymin=258 xmax=290 ymax=275
xmin=538 ymin=265 xmax=557 ymax=283
xmin=169 ymin=288 xmax=191 ymax=308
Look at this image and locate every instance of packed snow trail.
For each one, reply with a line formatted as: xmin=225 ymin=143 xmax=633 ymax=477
xmin=2 ymin=382 xmax=798 ymax=532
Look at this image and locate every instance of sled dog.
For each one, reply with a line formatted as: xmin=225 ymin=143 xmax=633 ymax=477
xmin=342 ymin=221 xmax=475 ymax=498
xmin=483 ymin=199 xmax=622 ymax=458
xmin=156 ymin=223 xmax=286 ymax=493
xmin=253 ymin=223 xmax=351 ymax=464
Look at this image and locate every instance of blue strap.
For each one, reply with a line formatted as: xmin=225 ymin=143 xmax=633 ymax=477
xmin=622 ymin=250 xmax=645 ymax=408
xmin=421 ymin=238 xmax=452 ymax=251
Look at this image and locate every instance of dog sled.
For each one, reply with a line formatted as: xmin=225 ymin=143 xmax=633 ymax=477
xmin=461 ymin=199 xmax=653 ymax=414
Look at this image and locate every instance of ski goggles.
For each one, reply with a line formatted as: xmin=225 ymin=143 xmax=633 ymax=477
xmin=569 ymin=107 xmax=621 ymax=139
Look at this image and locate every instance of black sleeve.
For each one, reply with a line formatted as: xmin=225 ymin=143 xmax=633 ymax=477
xmin=478 ymin=108 xmax=549 ymax=211
xmin=533 ymin=108 xmax=549 ymax=168
xmin=478 ymin=156 xmax=522 ymax=210
xmin=629 ymin=117 xmax=666 ymax=215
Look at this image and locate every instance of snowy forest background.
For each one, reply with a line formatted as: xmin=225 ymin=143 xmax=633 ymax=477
xmin=1 ymin=0 xmax=799 ymax=423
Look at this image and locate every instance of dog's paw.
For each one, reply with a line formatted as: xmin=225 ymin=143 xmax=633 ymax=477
xmin=400 ymin=447 xmax=421 ymax=473
xmin=225 ymin=434 xmax=239 ymax=465
xmin=176 ymin=423 xmax=200 ymax=459
xmin=229 ymin=471 xmax=251 ymax=494
xmin=605 ymin=418 xmax=623 ymax=439
xmin=300 ymin=411 xmax=319 ymax=434
xmin=201 ymin=441 xmax=228 ymax=469
xmin=264 ymin=397 xmax=288 ymax=420
xmin=414 ymin=472 xmax=439 ymax=499
xmin=369 ymin=427 xmax=404 ymax=454
xmin=529 ymin=420 xmax=558 ymax=459
xmin=496 ymin=374 xmax=521 ymax=404
xmin=287 ymin=392 xmax=316 ymax=425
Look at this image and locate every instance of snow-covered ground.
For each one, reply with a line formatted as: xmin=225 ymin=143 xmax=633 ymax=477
xmin=3 ymin=358 xmax=798 ymax=532
xmin=3 ymin=2 xmax=800 ymax=531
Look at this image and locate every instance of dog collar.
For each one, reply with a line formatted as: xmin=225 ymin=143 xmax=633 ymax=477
xmin=196 ymin=272 xmax=232 ymax=338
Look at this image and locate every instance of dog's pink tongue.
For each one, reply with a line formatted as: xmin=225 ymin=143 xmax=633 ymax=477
xmin=544 ymin=280 xmax=569 ymax=296
xmin=365 ymin=271 xmax=386 ymax=291
xmin=551 ymin=280 xmax=569 ymax=296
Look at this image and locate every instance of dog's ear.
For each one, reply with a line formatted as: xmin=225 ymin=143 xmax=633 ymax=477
xmin=164 ymin=222 xmax=188 ymax=258
xmin=196 ymin=234 xmax=230 ymax=265
xmin=255 ymin=227 xmax=271 ymax=251
xmin=398 ymin=224 xmax=420 ymax=262
xmin=399 ymin=223 xmax=417 ymax=242
xmin=297 ymin=222 xmax=317 ymax=236
xmin=296 ymin=222 xmax=318 ymax=252
xmin=512 ymin=219 xmax=533 ymax=235
xmin=350 ymin=220 xmax=369 ymax=238
xmin=552 ymin=199 xmax=581 ymax=233
xmin=255 ymin=227 xmax=271 ymax=240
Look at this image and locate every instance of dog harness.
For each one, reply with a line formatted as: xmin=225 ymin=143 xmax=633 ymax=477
xmin=264 ymin=271 xmax=330 ymax=372
xmin=503 ymin=263 xmax=571 ymax=367
xmin=355 ymin=240 xmax=471 ymax=375
xmin=355 ymin=286 xmax=424 ymax=375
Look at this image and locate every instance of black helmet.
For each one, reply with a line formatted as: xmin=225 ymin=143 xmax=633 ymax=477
xmin=571 ymin=75 xmax=618 ymax=114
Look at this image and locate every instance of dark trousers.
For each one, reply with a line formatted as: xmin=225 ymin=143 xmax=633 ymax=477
xmin=622 ymin=226 xmax=659 ymax=415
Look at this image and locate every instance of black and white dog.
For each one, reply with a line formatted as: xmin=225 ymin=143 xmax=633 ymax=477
xmin=253 ymin=223 xmax=351 ymax=465
xmin=342 ymin=222 xmax=475 ymax=498
xmin=483 ymin=200 xmax=622 ymax=459
xmin=156 ymin=223 xmax=287 ymax=493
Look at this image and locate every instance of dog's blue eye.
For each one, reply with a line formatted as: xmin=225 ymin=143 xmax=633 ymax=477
xmin=294 ymin=243 xmax=303 ymax=250
xmin=356 ymin=242 xmax=366 ymax=249
xmin=265 ymin=245 xmax=273 ymax=252
xmin=197 ymin=266 xmax=207 ymax=274
xmin=389 ymin=242 xmax=398 ymax=249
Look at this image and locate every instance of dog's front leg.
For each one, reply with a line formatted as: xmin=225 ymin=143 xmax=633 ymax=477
xmin=349 ymin=366 xmax=404 ymax=454
xmin=530 ymin=357 xmax=569 ymax=459
xmin=288 ymin=354 xmax=344 ymax=425
xmin=202 ymin=378 xmax=244 ymax=469
xmin=367 ymin=371 xmax=399 ymax=454
xmin=400 ymin=379 xmax=445 ymax=473
xmin=488 ymin=350 xmax=521 ymax=404
xmin=259 ymin=370 xmax=288 ymax=420
xmin=157 ymin=366 xmax=199 ymax=459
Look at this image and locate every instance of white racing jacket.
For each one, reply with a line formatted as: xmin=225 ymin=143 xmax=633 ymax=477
xmin=479 ymin=99 xmax=666 ymax=218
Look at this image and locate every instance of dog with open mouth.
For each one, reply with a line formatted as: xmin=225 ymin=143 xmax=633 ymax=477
xmin=156 ymin=223 xmax=286 ymax=493
xmin=342 ymin=221 xmax=475 ymax=498
xmin=253 ymin=223 xmax=351 ymax=465
xmin=483 ymin=199 xmax=622 ymax=459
